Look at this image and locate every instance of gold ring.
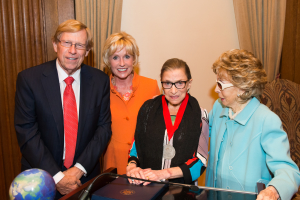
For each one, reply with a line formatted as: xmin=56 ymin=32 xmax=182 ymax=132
xmin=147 ymin=176 xmax=149 ymax=180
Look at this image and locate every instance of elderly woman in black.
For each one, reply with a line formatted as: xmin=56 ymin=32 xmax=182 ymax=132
xmin=126 ymin=58 xmax=208 ymax=185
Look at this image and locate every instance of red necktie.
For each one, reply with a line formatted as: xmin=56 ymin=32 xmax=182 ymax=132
xmin=63 ymin=77 xmax=78 ymax=169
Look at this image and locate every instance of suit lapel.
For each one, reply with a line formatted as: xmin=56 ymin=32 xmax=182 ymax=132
xmin=77 ymin=65 xmax=93 ymax=145
xmin=41 ymin=60 xmax=64 ymax=148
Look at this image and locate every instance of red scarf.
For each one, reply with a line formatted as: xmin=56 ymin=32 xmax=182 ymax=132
xmin=162 ymin=93 xmax=189 ymax=141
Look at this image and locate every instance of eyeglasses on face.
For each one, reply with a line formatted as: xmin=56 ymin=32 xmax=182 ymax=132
xmin=161 ymin=80 xmax=188 ymax=89
xmin=216 ymin=80 xmax=234 ymax=91
xmin=58 ymin=39 xmax=87 ymax=50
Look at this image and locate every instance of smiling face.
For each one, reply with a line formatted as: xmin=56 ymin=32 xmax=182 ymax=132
xmin=162 ymin=68 xmax=192 ymax=108
xmin=53 ymin=29 xmax=90 ymax=75
xmin=215 ymin=73 xmax=244 ymax=111
xmin=109 ymin=48 xmax=134 ymax=80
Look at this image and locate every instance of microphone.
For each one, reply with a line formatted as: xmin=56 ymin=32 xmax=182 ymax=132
xmin=78 ymin=172 xmax=200 ymax=200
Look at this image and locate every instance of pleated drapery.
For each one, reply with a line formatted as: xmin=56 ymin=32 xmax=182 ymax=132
xmin=75 ymin=0 xmax=123 ymax=70
xmin=233 ymin=0 xmax=286 ymax=82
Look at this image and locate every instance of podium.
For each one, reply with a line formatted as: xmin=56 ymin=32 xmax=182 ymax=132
xmin=60 ymin=168 xmax=258 ymax=200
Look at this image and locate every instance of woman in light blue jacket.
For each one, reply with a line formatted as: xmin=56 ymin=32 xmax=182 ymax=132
xmin=206 ymin=49 xmax=300 ymax=200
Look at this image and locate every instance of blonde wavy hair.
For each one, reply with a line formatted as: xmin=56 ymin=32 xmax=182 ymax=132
xmin=102 ymin=32 xmax=139 ymax=68
xmin=52 ymin=19 xmax=93 ymax=50
xmin=212 ymin=49 xmax=267 ymax=103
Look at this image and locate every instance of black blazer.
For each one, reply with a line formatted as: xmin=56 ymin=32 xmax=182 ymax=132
xmin=14 ymin=59 xmax=112 ymax=183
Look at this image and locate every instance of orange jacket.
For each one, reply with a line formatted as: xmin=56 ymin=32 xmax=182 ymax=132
xmin=103 ymin=72 xmax=160 ymax=174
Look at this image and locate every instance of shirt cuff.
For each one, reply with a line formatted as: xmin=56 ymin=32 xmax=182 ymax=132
xmin=53 ymin=171 xmax=65 ymax=184
xmin=75 ymin=163 xmax=87 ymax=176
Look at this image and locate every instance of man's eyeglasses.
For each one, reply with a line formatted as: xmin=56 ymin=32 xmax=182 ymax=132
xmin=161 ymin=80 xmax=188 ymax=89
xmin=58 ymin=39 xmax=87 ymax=50
xmin=216 ymin=80 xmax=234 ymax=91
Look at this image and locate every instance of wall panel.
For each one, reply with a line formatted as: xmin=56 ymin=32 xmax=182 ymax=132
xmin=0 ymin=0 xmax=74 ymax=198
xmin=280 ymin=0 xmax=300 ymax=84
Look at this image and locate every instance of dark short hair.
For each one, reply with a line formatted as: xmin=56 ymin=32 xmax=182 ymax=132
xmin=160 ymin=58 xmax=192 ymax=80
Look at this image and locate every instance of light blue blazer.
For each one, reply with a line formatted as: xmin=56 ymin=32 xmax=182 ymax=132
xmin=205 ymin=97 xmax=300 ymax=200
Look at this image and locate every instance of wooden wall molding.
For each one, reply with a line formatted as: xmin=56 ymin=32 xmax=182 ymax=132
xmin=0 ymin=0 xmax=74 ymax=198
xmin=280 ymin=0 xmax=300 ymax=84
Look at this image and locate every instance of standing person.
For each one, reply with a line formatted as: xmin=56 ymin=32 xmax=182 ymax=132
xmin=14 ymin=19 xmax=111 ymax=198
xmin=102 ymin=32 xmax=160 ymax=175
xmin=206 ymin=49 xmax=300 ymax=200
xmin=126 ymin=58 xmax=208 ymax=185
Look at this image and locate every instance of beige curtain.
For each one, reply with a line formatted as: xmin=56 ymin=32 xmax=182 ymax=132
xmin=233 ymin=0 xmax=286 ymax=82
xmin=75 ymin=0 xmax=123 ymax=70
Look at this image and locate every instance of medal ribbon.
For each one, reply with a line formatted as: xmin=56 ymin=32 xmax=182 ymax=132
xmin=162 ymin=93 xmax=189 ymax=141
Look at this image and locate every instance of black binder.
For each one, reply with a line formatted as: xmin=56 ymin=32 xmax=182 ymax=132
xmin=91 ymin=177 xmax=167 ymax=200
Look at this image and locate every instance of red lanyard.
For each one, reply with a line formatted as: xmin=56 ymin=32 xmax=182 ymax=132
xmin=162 ymin=93 xmax=189 ymax=141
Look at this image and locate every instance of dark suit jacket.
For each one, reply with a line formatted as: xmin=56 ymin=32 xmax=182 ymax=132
xmin=14 ymin=59 xmax=112 ymax=183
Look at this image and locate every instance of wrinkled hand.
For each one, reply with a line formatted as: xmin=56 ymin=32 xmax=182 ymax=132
xmin=64 ymin=166 xmax=84 ymax=180
xmin=126 ymin=164 xmax=147 ymax=185
xmin=126 ymin=163 xmax=137 ymax=175
xmin=56 ymin=174 xmax=81 ymax=195
xmin=142 ymin=168 xmax=170 ymax=186
xmin=256 ymin=186 xmax=279 ymax=200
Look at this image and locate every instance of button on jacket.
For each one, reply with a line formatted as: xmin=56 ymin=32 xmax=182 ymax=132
xmin=103 ymin=72 xmax=160 ymax=174
xmin=206 ymin=97 xmax=300 ymax=200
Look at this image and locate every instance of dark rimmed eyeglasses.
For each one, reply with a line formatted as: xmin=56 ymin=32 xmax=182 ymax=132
xmin=58 ymin=39 xmax=87 ymax=50
xmin=216 ymin=80 xmax=234 ymax=91
xmin=161 ymin=80 xmax=189 ymax=89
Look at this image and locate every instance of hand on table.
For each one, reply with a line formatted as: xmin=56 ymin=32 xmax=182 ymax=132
xmin=256 ymin=186 xmax=279 ymax=200
xmin=126 ymin=164 xmax=148 ymax=185
xmin=126 ymin=162 xmax=137 ymax=175
xmin=142 ymin=168 xmax=170 ymax=186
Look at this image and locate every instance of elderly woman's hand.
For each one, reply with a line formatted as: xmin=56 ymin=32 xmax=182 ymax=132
xmin=256 ymin=186 xmax=279 ymax=200
xmin=142 ymin=168 xmax=171 ymax=186
xmin=126 ymin=162 xmax=137 ymax=174
xmin=126 ymin=164 xmax=148 ymax=185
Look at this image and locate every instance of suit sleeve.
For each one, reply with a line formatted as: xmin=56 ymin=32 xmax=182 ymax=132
xmin=261 ymin=112 xmax=300 ymax=200
xmin=14 ymin=72 xmax=61 ymax=176
xmin=76 ymin=76 xmax=112 ymax=174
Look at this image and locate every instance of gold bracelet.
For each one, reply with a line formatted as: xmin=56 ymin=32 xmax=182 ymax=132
xmin=127 ymin=161 xmax=137 ymax=166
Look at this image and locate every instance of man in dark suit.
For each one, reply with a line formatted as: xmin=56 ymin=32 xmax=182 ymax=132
xmin=14 ymin=19 xmax=111 ymax=198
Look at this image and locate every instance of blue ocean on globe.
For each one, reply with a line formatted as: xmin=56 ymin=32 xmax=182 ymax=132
xmin=9 ymin=168 xmax=56 ymax=200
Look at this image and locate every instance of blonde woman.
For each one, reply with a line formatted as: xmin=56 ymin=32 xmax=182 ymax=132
xmin=102 ymin=32 xmax=160 ymax=174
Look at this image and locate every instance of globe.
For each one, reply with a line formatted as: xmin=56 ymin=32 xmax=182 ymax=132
xmin=9 ymin=168 xmax=56 ymax=200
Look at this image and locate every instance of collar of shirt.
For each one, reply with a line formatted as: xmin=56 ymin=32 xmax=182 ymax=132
xmin=56 ymin=59 xmax=81 ymax=118
xmin=219 ymin=97 xmax=260 ymax=126
xmin=110 ymin=71 xmax=140 ymax=94
xmin=56 ymin=59 xmax=81 ymax=84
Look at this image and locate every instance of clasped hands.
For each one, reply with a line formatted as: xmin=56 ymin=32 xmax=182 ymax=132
xmin=126 ymin=164 xmax=169 ymax=186
xmin=56 ymin=166 xmax=84 ymax=195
